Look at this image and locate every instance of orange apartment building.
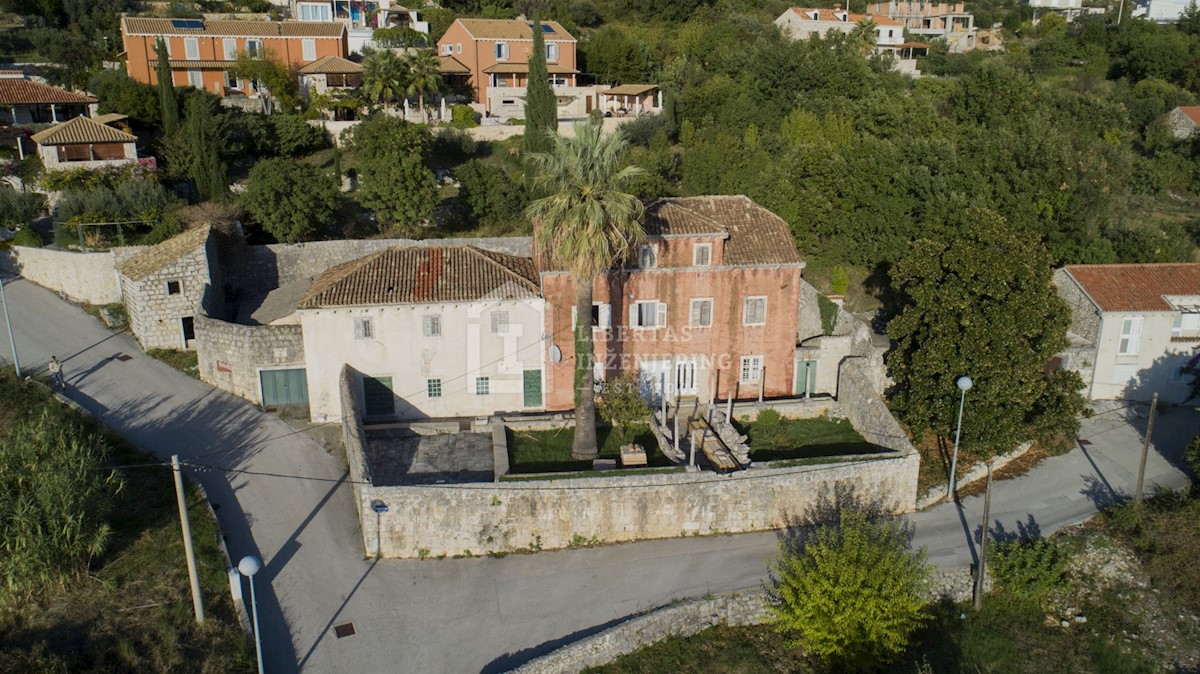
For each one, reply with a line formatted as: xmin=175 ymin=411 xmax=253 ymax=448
xmin=120 ymin=17 xmax=347 ymax=98
xmin=537 ymin=196 xmax=806 ymax=411
xmin=436 ymin=18 xmax=578 ymax=113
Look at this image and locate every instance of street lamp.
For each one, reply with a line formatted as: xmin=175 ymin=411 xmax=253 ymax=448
xmin=0 ymin=271 xmax=20 ymax=377
xmin=238 ymin=555 xmax=265 ymax=674
xmin=947 ymin=375 xmax=973 ymax=501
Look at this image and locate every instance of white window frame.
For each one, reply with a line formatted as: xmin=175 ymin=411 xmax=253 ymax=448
xmin=302 ymin=38 xmax=317 ymax=61
xmin=246 ymin=39 xmax=263 ymax=57
xmin=637 ymin=244 xmax=657 ymax=269
xmin=222 ymin=38 xmax=238 ymax=61
xmin=629 ymin=300 xmax=667 ymax=329
xmin=571 ymin=303 xmax=612 ymax=330
xmin=491 ymin=310 xmax=510 ymax=335
xmin=740 ymin=355 xmax=764 ymax=384
xmin=184 ymin=37 xmax=200 ymax=60
xmin=495 ymin=42 xmax=509 ymax=61
xmin=442 ymin=43 xmax=452 ymax=55
xmin=475 ymin=376 xmax=490 ymax=395
xmin=223 ymin=69 xmax=237 ymax=90
xmin=689 ymin=298 xmax=713 ymax=327
xmin=693 ymin=243 xmax=712 ymax=267
xmin=427 ymin=378 xmax=442 ymax=398
xmin=742 ymin=296 xmax=767 ymax=326
xmin=546 ymin=42 xmax=559 ymax=61
xmin=422 ymin=314 xmax=442 ymax=337
xmin=353 ymin=317 xmax=374 ymax=340
xmin=1118 ymin=316 xmax=1142 ymax=355
xmin=187 ymin=70 xmax=203 ymax=89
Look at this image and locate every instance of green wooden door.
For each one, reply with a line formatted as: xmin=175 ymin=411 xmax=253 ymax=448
xmin=523 ymin=369 xmax=542 ymax=408
xmin=794 ymin=360 xmax=817 ymax=396
xmin=363 ymin=376 xmax=394 ymax=417
xmin=260 ymin=368 xmax=308 ymax=406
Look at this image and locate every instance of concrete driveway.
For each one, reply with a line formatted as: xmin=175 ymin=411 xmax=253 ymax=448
xmin=0 ymin=274 xmax=1194 ymax=673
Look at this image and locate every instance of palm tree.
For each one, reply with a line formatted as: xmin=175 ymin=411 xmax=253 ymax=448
xmin=849 ymin=18 xmax=878 ymax=57
xmin=362 ymin=50 xmax=407 ymax=110
xmin=525 ymin=119 xmax=646 ymax=460
xmin=404 ymin=50 xmax=443 ymax=121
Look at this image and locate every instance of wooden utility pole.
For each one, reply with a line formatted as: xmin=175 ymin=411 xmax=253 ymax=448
xmin=974 ymin=462 xmax=992 ymax=611
xmin=1135 ymin=392 xmax=1158 ymax=507
xmin=171 ymin=455 xmax=205 ymax=624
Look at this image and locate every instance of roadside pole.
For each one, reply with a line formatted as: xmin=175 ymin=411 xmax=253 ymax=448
xmin=973 ymin=462 xmax=993 ymax=610
xmin=1135 ymin=392 xmax=1158 ymax=507
xmin=172 ymin=455 xmax=206 ymax=624
xmin=0 ymin=272 xmax=20 ymax=377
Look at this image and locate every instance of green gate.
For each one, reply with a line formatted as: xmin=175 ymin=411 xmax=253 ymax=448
xmin=260 ymin=368 xmax=309 ymax=406
xmin=363 ymin=376 xmax=394 ymax=417
xmin=794 ymin=360 xmax=817 ymax=396
xmin=523 ymin=369 xmax=542 ymax=408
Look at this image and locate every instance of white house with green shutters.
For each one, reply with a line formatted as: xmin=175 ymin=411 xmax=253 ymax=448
xmin=296 ymin=245 xmax=547 ymax=422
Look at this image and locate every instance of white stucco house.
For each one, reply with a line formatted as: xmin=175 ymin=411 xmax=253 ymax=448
xmin=1054 ymin=263 xmax=1200 ymax=404
xmin=775 ymin=7 xmax=906 ymax=52
xmin=298 ymin=245 xmax=547 ymax=421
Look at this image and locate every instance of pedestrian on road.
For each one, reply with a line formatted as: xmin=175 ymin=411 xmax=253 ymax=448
xmin=48 ymin=356 xmax=65 ymax=389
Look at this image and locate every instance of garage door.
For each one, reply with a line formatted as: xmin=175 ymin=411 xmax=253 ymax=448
xmin=260 ymin=368 xmax=308 ymax=406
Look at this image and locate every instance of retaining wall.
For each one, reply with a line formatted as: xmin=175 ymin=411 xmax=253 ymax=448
xmin=0 ymin=246 xmax=123 ymax=304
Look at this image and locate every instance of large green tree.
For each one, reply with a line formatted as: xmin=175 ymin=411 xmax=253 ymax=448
xmin=886 ymin=209 xmax=1085 ymax=457
xmin=356 ymin=155 xmax=437 ymax=234
xmin=525 ymin=119 xmax=645 ymax=459
xmin=769 ymin=509 xmax=930 ymax=671
xmin=523 ymin=22 xmax=557 ymax=156
xmin=240 ymin=158 xmax=339 ymax=243
xmin=155 ymin=38 xmax=179 ymax=135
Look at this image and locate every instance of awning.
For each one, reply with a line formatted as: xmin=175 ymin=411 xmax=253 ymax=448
xmin=600 ymin=84 xmax=658 ymax=96
xmin=483 ymin=63 xmax=579 ymax=75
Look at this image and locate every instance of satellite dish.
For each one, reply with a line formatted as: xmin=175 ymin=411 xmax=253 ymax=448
xmin=549 ymin=345 xmax=562 ymax=363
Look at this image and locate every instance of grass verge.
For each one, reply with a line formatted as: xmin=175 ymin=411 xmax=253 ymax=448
xmin=507 ymin=424 xmax=673 ymax=473
xmin=733 ymin=415 xmax=876 ymax=462
xmin=147 ymin=348 xmax=200 ymax=379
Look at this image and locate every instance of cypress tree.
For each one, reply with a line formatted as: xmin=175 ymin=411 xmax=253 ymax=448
xmin=155 ymin=38 xmax=179 ymax=135
xmin=186 ymin=97 xmax=227 ymax=201
xmin=522 ymin=22 xmax=557 ymax=156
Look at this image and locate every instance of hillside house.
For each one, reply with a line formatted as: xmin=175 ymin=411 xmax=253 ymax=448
xmin=31 ymin=115 xmax=141 ymax=171
xmin=867 ymin=2 xmax=977 ymax=52
xmin=775 ymin=7 xmax=906 ymax=52
xmin=0 ymin=72 xmax=97 ymax=126
xmin=291 ymin=0 xmax=429 ymax=52
xmin=1166 ymin=106 xmax=1200 ymax=139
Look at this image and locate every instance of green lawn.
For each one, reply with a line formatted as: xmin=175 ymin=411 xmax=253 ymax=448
xmin=507 ymin=424 xmax=675 ymax=474
xmin=734 ymin=415 xmax=876 ymax=462
xmin=0 ymin=372 xmax=254 ymax=672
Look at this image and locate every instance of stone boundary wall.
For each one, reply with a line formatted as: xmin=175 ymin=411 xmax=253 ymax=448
xmin=341 ymin=365 xmax=372 ymax=539
xmin=840 ymin=358 xmax=920 ymax=466
xmin=509 ymin=591 xmax=771 ymax=674
xmin=915 ymin=440 xmax=1036 ymax=510
xmin=194 ymin=285 xmax=305 ymax=405
xmin=233 ymin=237 xmax=533 ymax=290
xmin=0 ymin=246 xmax=124 ymax=304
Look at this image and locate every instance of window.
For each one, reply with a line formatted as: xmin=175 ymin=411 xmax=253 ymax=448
xmin=456 ymin=42 xmax=462 ymax=53
xmin=223 ymin=70 xmax=237 ymax=90
xmin=442 ymin=43 xmax=452 ymax=55
xmin=491 ymin=310 xmax=510 ymax=335
xmin=740 ymin=355 xmax=763 ymax=383
xmin=184 ymin=37 xmax=200 ymax=60
xmin=1172 ymin=312 xmax=1200 ymax=337
xmin=223 ymin=38 xmax=237 ymax=60
xmin=494 ymin=42 xmax=509 ymax=60
xmin=354 ymin=317 xmax=374 ymax=340
xmin=166 ymin=280 xmax=181 ymax=295
xmin=637 ymin=244 xmax=657 ymax=269
xmin=689 ymin=298 xmax=713 ymax=327
xmin=246 ymin=39 xmax=263 ymax=57
xmin=629 ymin=301 xmax=667 ymax=328
xmin=427 ymin=378 xmax=442 ymax=398
xmin=298 ymin=3 xmax=332 ymax=20
xmin=187 ymin=70 xmax=203 ymax=88
xmin=1118 ymin=316 xmax=1142 ymax=355
xmin=693 ymin=243 xmax=712 ymax=267
xmin=475 ymin=376 xmax=490 ymax=395
xmin=302 ymin=39 xmax=316 ymax=61
xmin=572 ymin=303 xmax=611 ymax=329
xmin=546 ymin=43 xmax=559 ymax=60
xmin=743 ymin=296 xmax=767 ymax=326
xmin=422 ymin=314 xmax=442 ymax=337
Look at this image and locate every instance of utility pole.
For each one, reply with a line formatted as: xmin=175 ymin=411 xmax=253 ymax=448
xmin=0 ymin=272 xmax=20 ymax=377
xmin=171 ymin=455 xmax=205 ymax=624
xmin=1135 ymin=392 xmax=1158 ymax=507
xmin=974 ymin=462 xmax=992 ymax=611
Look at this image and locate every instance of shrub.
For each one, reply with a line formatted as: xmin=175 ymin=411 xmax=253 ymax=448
xmin=619 ymin=113 xmax=672 ymax=148
xmin=597 ymin=372 xmax=652 ymax=441
xmin=830 ymin=266 xmax=850 ymax=295
xmin=1186 ymin=434 xmax=1200 ymax=477
xmin=817 ymin=293 xmax=838 ymax=335
xmin=432 ymin=127 xmax=478 ymax=162
xmin=240 ymin=158 xmax=339 ymax=243
xmin=268 ymin=114 xmax=329 ymax=156
xmin=751 ymin=407 xmax=785 ymax=449
xmin=0 ymin=186 xmax=44 ymax=229
xmin=988 ymin=537 xmax=1071 ymax=604
xmin=455 ymin=159 xmax=526 ymax=226
xmin=450 ymin=104 xmax=479 ymax=129
xmin=11 ymin=228 xmax=42 ymax=247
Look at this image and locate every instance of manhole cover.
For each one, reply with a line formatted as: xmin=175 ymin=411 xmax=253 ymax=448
xmin=115 ymin=354 xmax=133 ymax=362
xmin=334 ymin=622 xmax=356 ymax=639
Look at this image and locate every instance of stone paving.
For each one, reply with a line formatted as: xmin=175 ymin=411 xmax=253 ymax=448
xmin=366 ymin=429 xmax=493 ymax=485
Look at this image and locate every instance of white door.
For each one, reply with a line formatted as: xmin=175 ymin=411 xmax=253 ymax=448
xmin=675 ymin=358 xmax=697 ymax=396
xmin=638 ymin=359 xmax=671 ymax=406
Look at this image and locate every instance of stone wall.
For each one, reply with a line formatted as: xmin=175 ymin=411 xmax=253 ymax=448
xmin=341 ymin=365 xmax=371 ymax=528
xmin=194 ymin=291 xmax=306 ymax=405
xmin=838 ymin=358 xmax=920 ymax=508
xmin=121 ymin=238 xmax=214 ymax=351
xmin=1052 ymin=268 xmax=1101 ymax=345
xmin=509 ymin=591 xmax=771 ymax=674
xmin=0 ymin=246 xmax=123 ymax=304
xmin=230 ymin=236 xmax=533 ymax=290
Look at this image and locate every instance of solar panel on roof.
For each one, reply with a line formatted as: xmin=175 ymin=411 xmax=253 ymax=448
xmin=528 ymin=22 xmax=555 ymax=33
xmin=170 ymin=18 xmax=205 ymax=30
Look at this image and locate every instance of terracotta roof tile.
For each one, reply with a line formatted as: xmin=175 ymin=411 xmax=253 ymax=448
xmin=299 ymin=55 xmax=363 ymax=74
xmin=601 ymin=84 xmax=658 ymax=96
xmin=643 ymin=196 xmax=803 ymax=266
xmin=116 ymin=226 xmax=211 ymax=282
xmin=0 ymin=78 xmax=96 ymax=106
xmin=1064 ymin=263 xmax=1200 ymax=312
xmin=299 ymin=246 xmax=541 ymax=309
xmin=30 ymin=115 xmax=137 ymax=145
xmin=167 ymin=59 xmax=236 ymax=69
xmin=438 ymin=55 xmax=471 ymax=73
xmin=787 ymin=7 xmax=904 ymax=26
xmin=1177 ymin=106 xmax=1200 ymax=125
xmin=121 ymin=17 xmax=344 ymax=38
xmin=456 ymin=18 xmax=575 ymax=41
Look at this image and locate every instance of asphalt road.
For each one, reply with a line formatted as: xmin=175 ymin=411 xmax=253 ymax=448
xmin=0 ymin=274 xmax=1194 ymax=673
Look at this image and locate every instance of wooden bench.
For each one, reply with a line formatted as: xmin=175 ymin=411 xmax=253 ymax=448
xmin=620 ymin=443 xmax=648 ymax=467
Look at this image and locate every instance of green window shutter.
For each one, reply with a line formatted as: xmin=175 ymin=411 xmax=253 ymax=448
xmin=523 ymin=369 xmax=542 ymax=407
